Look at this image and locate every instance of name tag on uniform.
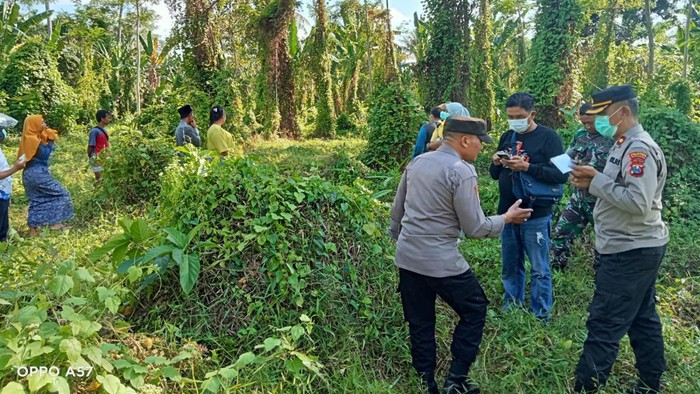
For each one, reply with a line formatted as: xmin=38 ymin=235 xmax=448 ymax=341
xmin=609 ymin=156 xmax=621 ymax=166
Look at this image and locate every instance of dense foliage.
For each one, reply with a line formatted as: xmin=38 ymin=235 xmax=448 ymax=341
xmin=359 ymin=81 xmax=424 ymax=170
xmin=0 ymin=38 xmax=78 ymax=133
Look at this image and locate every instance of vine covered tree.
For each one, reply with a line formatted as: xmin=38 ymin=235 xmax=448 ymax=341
xmin=470 ymin=0 xmax=495 ymax=127
xmin=311 ymin=0 xmax=336 ymax=138
xmin=523 ymin=0 xmax=583 ymax=128
xmin=418 ymin=0 xmax=472 ymax=108
xmin=256 ymin=0 xmax=300 ymax=138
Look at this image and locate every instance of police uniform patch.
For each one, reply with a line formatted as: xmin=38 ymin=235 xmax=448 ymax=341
xmin=616 ymin=136 xmax=627 ymax=146
xmin=628 ymin=152 xmax=648 ymax=177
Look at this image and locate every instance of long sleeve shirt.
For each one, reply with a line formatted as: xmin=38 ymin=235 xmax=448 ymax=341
xmin=412 ymin=121 xmax=438 ymax=159
xmin=489 ymin=125 xmax=568 ymax=219
xmin=390 ymin=145 xmax=505 ymax=278
xmin=175 ymin=120 xmax=201 ymax=147
xmin=589 ymin=124 xmax=668 ymax=254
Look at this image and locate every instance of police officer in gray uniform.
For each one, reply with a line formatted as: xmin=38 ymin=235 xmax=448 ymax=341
xmin=390 ymin=116 xmax=532 ymax=394
xmin=570 ymin=85 xmax=668 ymax=393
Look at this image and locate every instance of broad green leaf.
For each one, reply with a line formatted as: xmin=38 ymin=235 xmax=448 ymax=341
xmin=144 ymin=356 xmax=168 ymax=365
xmin=57 ymin=260 xmax=75 ymax=275
xmin=233 ymin=352 xmax=256 ymax=368
xmin=263 ymin=337 xmax=281 ymax=352
xmin=48 ymin=377 xmax=70 ymax=394
xmin=89 ymin=234 xmax=129 ymax=262
xmin=15 ymin=305 xmax=45 ymax=326
xmin=59 ymin=338 xmax=82 ymax=363
xmin=127 ymin=266 xmax=143 ymax=283
xmin=0 ymin=299 xmax=10 ymax=306
xmin=179 ymin=254 xmax=200 ymax=294
xmin=27 ymin=372 xmax=52 ymax=392
xmin=97 ymin=375 xmax=120 ymax=394
xmin=84 ymin=346 xmax=103 ymax=366
xmin=0 ymin=382 xmax=25 ymax=394
xmin=96 ymin=287 xmax=116 ymax=302
xmin=48 ymin=275 xmax=74 ymax=297
xmin=170 ymin=351 xmax=192 ymax=363
xmin=164 ymin=228 xmax=188 ymax=249
xmin=161 ymin=366 xmax=181 ymax=380
xmin=201 ymin=376 xmax=221 ymax=393
xmin=141 ymin=245 xmax=176 ymax=263
xmin=105 ymin=296 xmax=121 ymax=314
xmin=75 ymin=268 xmax=95 ymax=283
xmin=185 ymin=222 xmax=206 ymax=247
xmin=291 ymin=325 xmax=305 ymax=342
xmin=112 ymin=243 xmax=130 ymax=265
xmin=129 ymin=219 xmax=152 ymax=243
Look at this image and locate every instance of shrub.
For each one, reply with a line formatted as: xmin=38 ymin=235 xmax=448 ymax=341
xmin=639 ymin=107 xmax=700 ymax=223
xmin=100 ymin=127 xmax=175 ymax=206
xmin=0 ymin=38 xmax=79 ymax=133
xmin=335 ymin=113 xmax=357 ymax=137
xmin=359 ymin=81 xmax=424 ymax=170
xmin=128 ymin=157 xmax=400 ymax=364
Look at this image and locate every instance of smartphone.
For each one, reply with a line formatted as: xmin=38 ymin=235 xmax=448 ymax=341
xmin=497 ymin=152 xmax=511 ymax=160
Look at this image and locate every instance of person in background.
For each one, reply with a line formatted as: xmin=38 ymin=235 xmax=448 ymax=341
xmin=428 ymin=102 xmax=470 ymax=151
xmin=412 ymin=107 xmax=441 ymax=159
xmin=18 ymin=115 xmax=74 ymax=235
xmin=391 ymin=116 xmax=532 ymax=394
xmin=207 ymin=106 xmax=239 ymax=157
xmin=0 ymin=128 xmax=26 ymax=242
xmin=87 ymin=109 xmax=112 ymax=182
xmin=550 ymin=103 xmax=613 ymax=271
xmin=570 ymin=85 xmax=668 ymax=394
xmin=489 ymin=92 xmax=568 ymax=321
xmin=175 ymin=104 xmax=201 ymax=147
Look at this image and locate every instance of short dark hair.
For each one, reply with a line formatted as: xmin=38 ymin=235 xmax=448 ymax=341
xmin=505 ymin=92 xmax=535 ymax=112
xmin=210 ymin=106 xmax=225 ymax=125
xmin=624 ymin=98 xmax=639 ymax=117
xmin=96 ymin=109 xmax=111 ymax=123
xmin=579 ymin=103 xmax=593 ymax=115
xmin=430 ymin=107 xmax=441 ymax=119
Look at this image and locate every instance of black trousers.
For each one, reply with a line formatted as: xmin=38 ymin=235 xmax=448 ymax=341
xmin=0 ymin=199 xmax=9 ymax=242
xmin=575 ymin=245 xmax=667 ymax=390
xmin=399 ymin=268 xmax=489 ymax=377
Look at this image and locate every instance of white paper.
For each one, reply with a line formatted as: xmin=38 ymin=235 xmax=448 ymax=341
xmin=550 ymin=153 xmax=573 ymax=174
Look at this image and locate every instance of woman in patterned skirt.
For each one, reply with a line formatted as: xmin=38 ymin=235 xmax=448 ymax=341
xmin=18 ymin=115 xmax=74 ymax=234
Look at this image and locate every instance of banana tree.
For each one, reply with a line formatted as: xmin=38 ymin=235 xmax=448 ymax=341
xmin=139 ymin=30 xmax=172 ymax=93
xmin=0 ymin=1 xmax=51 ymax=61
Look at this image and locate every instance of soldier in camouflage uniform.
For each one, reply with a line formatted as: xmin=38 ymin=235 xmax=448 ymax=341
xmin=550 ymin=103 xmax=613 ymax=270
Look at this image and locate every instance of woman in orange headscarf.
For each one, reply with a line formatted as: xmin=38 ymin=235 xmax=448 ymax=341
xmin=19 ymin=115 xmax=73 ymax=234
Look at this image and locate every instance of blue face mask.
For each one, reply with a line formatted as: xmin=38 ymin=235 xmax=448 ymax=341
xmin=0 ymin=128 xmax=6 ymax=143
xmin=440 ymin=111 xmax=450 ymax=121
xmin=594 ymin=107 xmax=623 ymax=138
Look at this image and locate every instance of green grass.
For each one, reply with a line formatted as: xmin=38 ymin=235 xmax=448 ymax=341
xmin=1 ymin=131 xmax=698 ymax=393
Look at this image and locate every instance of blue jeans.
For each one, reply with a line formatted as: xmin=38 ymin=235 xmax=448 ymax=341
xmin=500 ymin=215 xmax=553 ymax=319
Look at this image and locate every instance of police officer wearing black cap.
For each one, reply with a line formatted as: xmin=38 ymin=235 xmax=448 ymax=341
xmin=390 ymin=116 xmax=533 ymax=394
xmin=570 ymin=85 xmax=668 ymax=393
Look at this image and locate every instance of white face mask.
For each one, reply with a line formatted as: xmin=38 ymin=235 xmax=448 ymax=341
xmin=508 ymin=117 xmax=531 ymax=134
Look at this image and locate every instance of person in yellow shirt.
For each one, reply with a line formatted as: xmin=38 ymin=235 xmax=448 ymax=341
xmin=428 ymin=102 xmax=471 ymax=151
xmin=206 ymin=106 xmax=239 ymax=157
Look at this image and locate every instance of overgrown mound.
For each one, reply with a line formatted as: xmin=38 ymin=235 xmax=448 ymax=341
xmin=136 ymin=157 xmax=400 ymax=360
xmin=0 ymin=38 xmax=78 ymax=133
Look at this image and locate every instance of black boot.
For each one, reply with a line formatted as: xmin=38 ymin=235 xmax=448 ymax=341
xmin=573 ymin=379 xmax=598 ymax=393
xmin=627 ymin=376 xmax=661 ymax=394
xmin=441 ymin=373 xmax=479 ymax=394
xmin=420 ymin=372 xmax=439 ymax=394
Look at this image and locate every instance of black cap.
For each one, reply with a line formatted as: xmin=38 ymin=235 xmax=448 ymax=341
xmin=579 ymin=102 xmax=593 ymax=116
xmin=444 ymin=117 xmax=493 ymax=144
xmin=178 ymin=104 xmax=193 ymax=119
xmin=586 ymin=85 xmax=637 ymax=115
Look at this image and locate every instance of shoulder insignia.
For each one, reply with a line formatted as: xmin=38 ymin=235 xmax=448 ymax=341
xmin=628 ymin=151 xmax=648 ymax=177
xmin=616 ymin=136 xmax=627 ymax=146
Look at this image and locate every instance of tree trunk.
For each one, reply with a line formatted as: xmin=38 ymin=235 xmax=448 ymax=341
xmin=516 ymin=3 xmax=527 ymax=66
xmin=136 ymin=0 xmax=141 ymax=113
xmin=471 ymin=0 xmax=495 ymax=127
xmin=683 ymin=0 xmax=691 ymax=79
xmin=644 ymin=0 xmax=654 ymax=78
xmin=364 ymin=0 xmax=372 ymax=92
xmin=185 ymin=0 xmax=220 ymax=88
xmin=117 ymin=0 xmax=124 ymax=47
xmin=44 ymin=0 xmax=52 ymax=37
xmin=257 ymin=0 xmax=300 ymax=138
xmin=383 ymin=0 xmax=396 ymax=81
